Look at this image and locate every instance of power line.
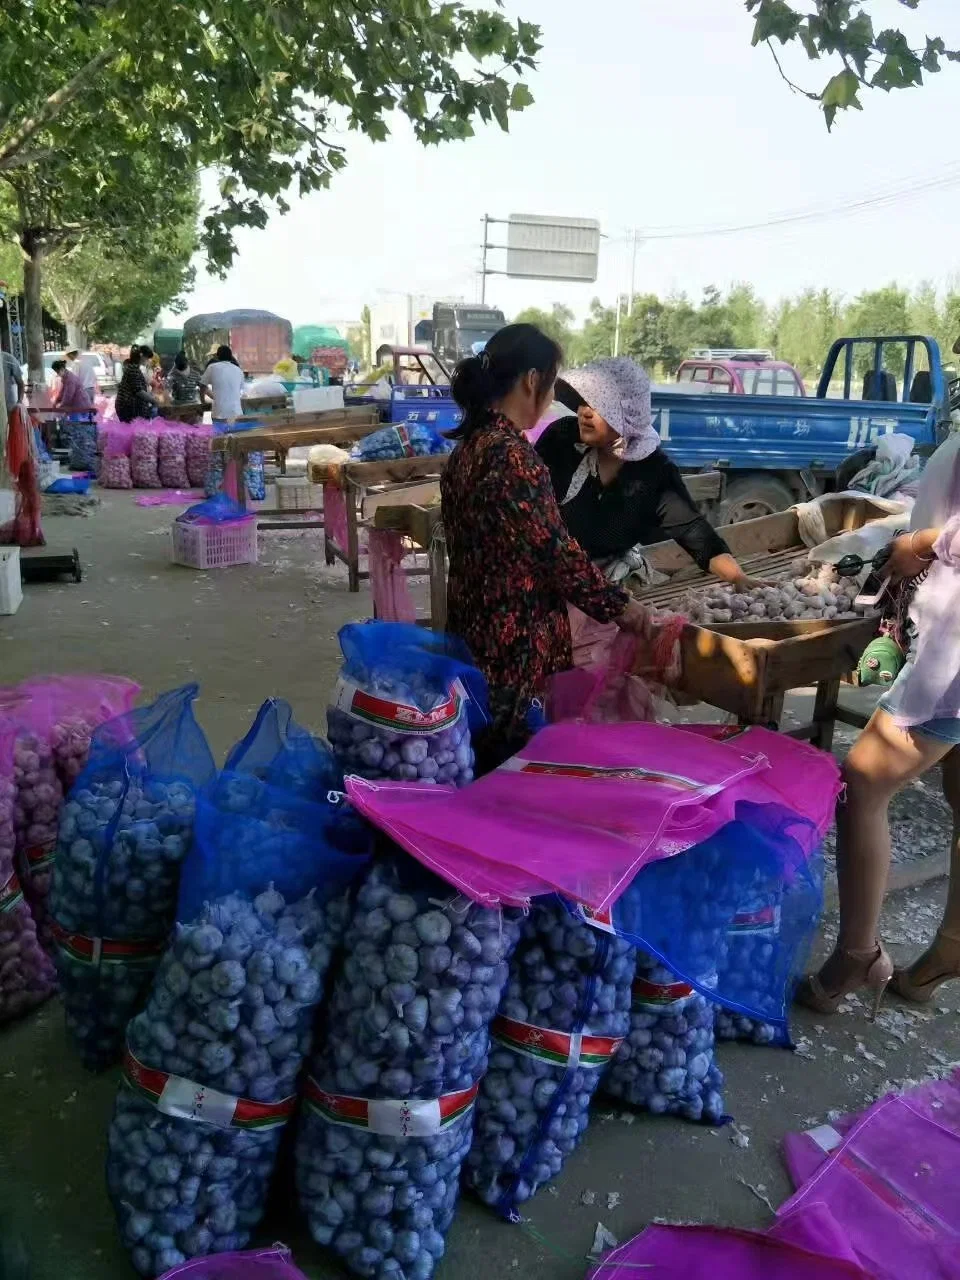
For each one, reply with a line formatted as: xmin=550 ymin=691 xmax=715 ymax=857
xmin=608 ymin=164 xmax=960 ymax=243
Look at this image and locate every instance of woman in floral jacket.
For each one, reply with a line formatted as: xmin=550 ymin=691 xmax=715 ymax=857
xmin=440 ymin=324 xmax=649 ymax=771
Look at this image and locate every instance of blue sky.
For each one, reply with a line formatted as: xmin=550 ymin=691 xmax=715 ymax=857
xmin=179 ymin=0 xmax=960 ymax=328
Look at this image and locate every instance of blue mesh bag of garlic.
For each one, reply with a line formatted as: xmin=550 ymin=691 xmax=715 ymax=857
xmin=224 ymin=698 xmax=342 ymax=802
xmin=49 ymin=686 xmax=216 ymax=1071
xmin=295 ymin=851 xmax=522 ymax=1279
xmin=464 ymin=897 xmax=636 ymax=1220
xmin=350 ymin=422 xmax=453 ymax=463
xmin=602 ymin=950 xmax=726 ymax=1124
xmin=715 ymin=872 xmax=789 ymax=1047
xmin=327 ymin=622 xmax=488 ymax=789
xmin=574 ymin=801 xmax=822 ymax=1050
xmin=106 ymin=770 xmax=372 ymax=1278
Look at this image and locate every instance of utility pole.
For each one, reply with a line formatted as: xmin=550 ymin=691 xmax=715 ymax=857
xmin=613 ymin=293 xmax=622 ymax=358
xmin=480 ymin=214 xmax=489 ymax=305
xmin=627 ymin=229 xmax=640 ymax=317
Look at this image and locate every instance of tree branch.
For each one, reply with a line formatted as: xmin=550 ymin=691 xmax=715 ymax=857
xmin=766 ymin=41 xmax=821 ymax=101
xmin=0 ymin=47 xmax=114 ymax=170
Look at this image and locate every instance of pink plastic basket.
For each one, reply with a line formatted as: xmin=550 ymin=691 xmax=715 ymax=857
xmin=171 ymin=515 xmax=258 ymax=569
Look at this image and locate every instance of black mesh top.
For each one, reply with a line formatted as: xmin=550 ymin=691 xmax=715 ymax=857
xmin=535 ymin=416 xmax=730 ymax=571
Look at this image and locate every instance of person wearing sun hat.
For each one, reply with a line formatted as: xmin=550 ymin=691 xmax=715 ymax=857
xmin=536 ymin=356 xmax=758 ymax=589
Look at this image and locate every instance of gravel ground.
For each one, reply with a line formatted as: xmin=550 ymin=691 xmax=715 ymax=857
xmin=1 ymin=492 xmax=958 ymax=1279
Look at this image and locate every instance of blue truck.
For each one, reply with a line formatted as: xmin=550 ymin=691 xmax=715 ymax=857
xmin=653 ymin=335 xmax=956 ymax=524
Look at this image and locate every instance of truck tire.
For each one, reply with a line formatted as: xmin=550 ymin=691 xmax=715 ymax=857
xmin=717 ymin=475 xmax=795 ymax=526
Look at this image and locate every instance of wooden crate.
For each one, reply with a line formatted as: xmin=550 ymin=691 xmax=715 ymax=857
xmin=630 ymin=497 xmax=892 ymax=747
xmin=674 ymin=614 xmax=879 ymax=747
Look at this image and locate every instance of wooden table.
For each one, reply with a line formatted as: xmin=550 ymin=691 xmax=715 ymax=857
xmin=158 ymin=401 xmax=204 ymax=425
xmin=210 ymin=406 xmax=380 ymax=527
xmin=631 ymin=496 xmax=893 ymax=749
xmin=316 ymin=457 xmax=449 ymax=592
xmin=211 ymin=405 xmax=380 ymax=473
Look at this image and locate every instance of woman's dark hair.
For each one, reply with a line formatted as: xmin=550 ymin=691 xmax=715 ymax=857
xmin=51 ymin=359 xmax=67 ymax=374
xmin=174 ymin=351 xmax=189 ymax=371
xmin=139 ymin=345 xmax=154 ymax=360
xmin=127 ymin=344 xmax=141 ymax=363
xmin=448 ymin=322 xmax=561 ymax=440
xmin=216 ymin=344 xmax=234 ymax=363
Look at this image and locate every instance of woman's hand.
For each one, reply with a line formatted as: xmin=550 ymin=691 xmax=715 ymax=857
xmin=733 ymin=572 xmax=775 ymax=591
xmin=887 ymin=529 xmax=938 ymax=582
xmin=616 ymin=597 xmax=652 ymax=634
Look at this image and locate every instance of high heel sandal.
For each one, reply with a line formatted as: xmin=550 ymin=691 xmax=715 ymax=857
xmin=890 ymin=929 xmax=960 ymax=1004
xmin=795 ymin=942 xmax=894 ymax=1019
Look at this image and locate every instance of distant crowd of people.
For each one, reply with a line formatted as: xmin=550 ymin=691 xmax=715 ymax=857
xmin=112 ymin=344 xmax=244 ymax=423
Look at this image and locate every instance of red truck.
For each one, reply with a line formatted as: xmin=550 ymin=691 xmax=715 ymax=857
xmin=675 ymin=348 xmax=806 ymax=397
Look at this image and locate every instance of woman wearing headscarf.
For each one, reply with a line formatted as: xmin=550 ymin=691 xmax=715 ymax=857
xmin=535 ymin=357 xmax=758 ymax=590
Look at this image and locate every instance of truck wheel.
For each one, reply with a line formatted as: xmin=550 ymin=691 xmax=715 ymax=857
xmin=717 ymin=475 xmax=795 ymax=525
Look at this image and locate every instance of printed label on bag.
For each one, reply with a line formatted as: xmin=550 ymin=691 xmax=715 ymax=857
xmin=632 ymin=975 xmax=695 ymax=1010
xmin=574 ymin=903 xmax=616 ymax=934
xmin=333 ymin=676 xmax=463 ymax=733
xmin=48 ymin=918 xmax=167 ymax=968
xmin=303 ymin=1077 xmax=479 ymax=1136
xmin=393 ymin=424 xmax=416 ymax=458
xmin=499 ymin=757 xmax=705 ymax=790
xmin=492 ymin=1015 xmax=623 ymax=1069
xmin=122 ymin=1049 xmax=294 ymax=1131
xmin=25 ymin=842 xmax=56 ymax=872
xmin=0 ymin=870 xmax=24 ymax=913
xmin=730 ymin=901 xmax=781 ymax=935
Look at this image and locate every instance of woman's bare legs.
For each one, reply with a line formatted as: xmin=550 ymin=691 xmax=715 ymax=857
xmin=892 ymin=746 xmax=960 ymax=996
xmin=816 ymin=708 xmax=951 ymax=994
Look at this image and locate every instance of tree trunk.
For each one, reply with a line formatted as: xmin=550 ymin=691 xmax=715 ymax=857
xmin=22 ymin=238 xmax=45 ymax=392
xmin=66 ymin=321 xmax=85 ymax=350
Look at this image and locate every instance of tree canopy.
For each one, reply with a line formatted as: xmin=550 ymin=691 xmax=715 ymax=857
xmin=512 ymin=304 xmax=576 ymax=349
xmin=747 ymin=1 xmax=960 ymax=127
xmin=0 ymin=1 xmax=540 ymax=272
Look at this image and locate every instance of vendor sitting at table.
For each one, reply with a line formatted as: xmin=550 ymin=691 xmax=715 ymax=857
xmin=51 ymin=358 xmax=93 ymax=413
xmin=535 ymin=357 xmax=760 ymax=591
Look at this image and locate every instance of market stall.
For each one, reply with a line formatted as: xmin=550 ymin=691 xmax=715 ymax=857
xmin=372 ymin=469 xmax=727 ymax=631
xmin=0 ymin=619 xmax=857 ymax=1280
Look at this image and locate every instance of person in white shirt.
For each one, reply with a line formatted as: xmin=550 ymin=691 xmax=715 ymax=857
xmin=200 ymin=345 xmax=245 ymax=423
xmin=68 ymin=350 xmax=99 ymax=399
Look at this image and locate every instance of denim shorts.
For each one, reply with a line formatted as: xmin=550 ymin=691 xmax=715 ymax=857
xmin=877 ymin=690 xmax=960 ymax=745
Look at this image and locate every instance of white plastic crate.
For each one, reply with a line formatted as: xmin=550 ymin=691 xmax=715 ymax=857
xmin=275 ymin=476 xmax=323 ymax=511
xmin=171 ymin=516 xmax=258 ymax=569
xmin=0 ymin=546 xmax=22 ymax=614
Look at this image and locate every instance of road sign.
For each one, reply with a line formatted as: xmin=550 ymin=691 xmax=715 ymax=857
xmin=505 ymin=214 xmax=600 ymax=283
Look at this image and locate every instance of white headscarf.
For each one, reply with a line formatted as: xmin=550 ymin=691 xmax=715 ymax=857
xmin=555 ymin=357 xmax=659 ymax=504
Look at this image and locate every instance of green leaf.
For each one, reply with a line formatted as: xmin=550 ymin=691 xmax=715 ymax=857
xmin=510 ymin=82 xmax=534 ymax=110
xmin=750 ymin=0 xmax=801 ymax=46
xmin=821 ymin=67 xmax=861 ymax=110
